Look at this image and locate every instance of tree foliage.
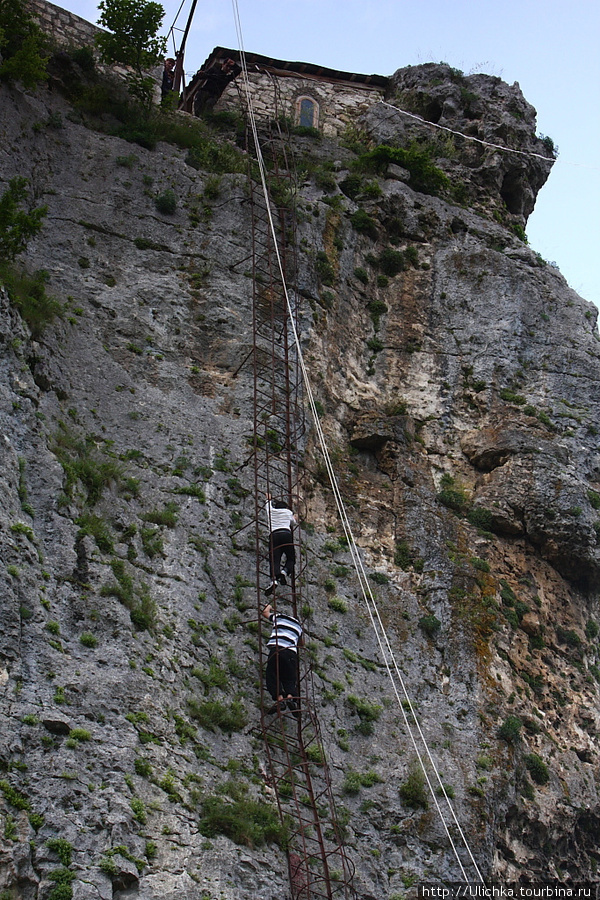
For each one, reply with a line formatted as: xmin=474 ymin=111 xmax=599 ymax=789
xmin=0 ymin=177 xmax=47 ymax=262
xmin=0 ymin=178 xmax=60 ymax=337
xmin=0 ymin=0 xmax=49 ymax=88
xmin=96 ymin=0 xmax=166 ymax=75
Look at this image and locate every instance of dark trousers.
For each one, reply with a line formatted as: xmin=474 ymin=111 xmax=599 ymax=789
xmin=269 ymin=528 xmax=295 ymax=581
xmin=266 ymin=648 xmax=298 ymax=701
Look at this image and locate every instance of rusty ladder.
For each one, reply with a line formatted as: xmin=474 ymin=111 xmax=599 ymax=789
xmin=240 ymin=75 xmax=357 ymax=900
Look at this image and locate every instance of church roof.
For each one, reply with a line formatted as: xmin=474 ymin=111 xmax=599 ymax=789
xmin=196 ymin=46 xmax=389 ymax=90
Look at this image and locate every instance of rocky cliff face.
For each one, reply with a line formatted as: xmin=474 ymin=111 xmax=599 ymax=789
xmin=1 ymin=53 xmax=600 ymax=900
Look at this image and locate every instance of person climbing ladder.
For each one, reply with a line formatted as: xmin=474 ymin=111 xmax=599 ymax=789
xmin=264 ymin=492 xmax=296 ymax=595
xmin=262 ymin=603 xmax=303 ymax=715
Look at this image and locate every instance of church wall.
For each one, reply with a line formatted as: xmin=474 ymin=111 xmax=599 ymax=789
xmin=217 ymin=70 xmax=385 ymax=137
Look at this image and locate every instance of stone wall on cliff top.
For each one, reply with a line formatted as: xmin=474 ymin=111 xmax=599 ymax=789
xmin=1 ymin=40 xmax=600 ymax=900
xmin=28 ymin=0 xmax=102 ymax=51
xmin=217 ymin=71 xmax=385 ymax=139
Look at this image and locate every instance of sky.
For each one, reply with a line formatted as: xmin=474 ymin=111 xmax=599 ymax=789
xmin=60 ymin=0 xmax=600 ymax=308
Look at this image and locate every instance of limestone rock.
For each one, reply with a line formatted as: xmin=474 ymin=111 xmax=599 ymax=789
xmin=0 ymin=42 xmax=599 ymax=899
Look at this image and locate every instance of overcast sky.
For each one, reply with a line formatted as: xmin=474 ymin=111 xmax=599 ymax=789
xmin=60 ymin=0 xmax=600 ymax=308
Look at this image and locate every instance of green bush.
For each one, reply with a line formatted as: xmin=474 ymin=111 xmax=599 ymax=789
xmin=188 ymin=699 xmax=247 ymax=734
xmin=173 ymin=483 xmax=206 ymax=501
xmin=47 ymin=867 xmax=75 ymax=900
xmin=79 ymin=632 xmax=98 ymax=648
xmin=134 ymin=757 xmax=152 ymax=777
xmin=100 ymin=560 xmax=155 ymax=631
xmin=129 ymin=586 xmax=156 ymax=631
xmin=498 ymin=716 xmax=523 ymax=744
xmin=524 ymin=753 xmax=549 ymax=785
xmin=350 ymin=209 xmax=378 ymax=240
xmin=354 ymin=266 xmax=369 ymax=285
xmin=70 ymin=45 xmax=96 ymax=72
xmin=418 ymin=615 xmax=441 ymax=637
xmin=46 ymin=838 xmax=73 ymax=866
xmin=68 ymin=727 xmax=91 ymax=742
xmin=0 ymin=264 xmax=61 ymax=338
xmin=76 ymin=512 xmax=114 ymax=553
xmin=368 ymin=299 xmax=388 ymax=330
xmin=347 ymin=695 xmax=381 ymax=736
xmin=467 ymin=507 xmax=493 ymax=530
xmin=339 ymin=174 xmax=363 ymax=199
xmin=367 ymin=336 xmax=383 ymax=353
xmin=555 ymin=625 xmax=581 ymax=648
xmin=100 ymin=558 xmax=134 ymax=605
xmin=155 ymin=190 xmax=177 ymax=215
xmin=314 ymin=168 xmax=336 ymax=191
xmin=499 ymin=579 xmax=516 ymax=605
xmin=342 ymin=770 xmax=363 ymax=795
xmin=377 ymin=247 xmax=405 ymax=277
xmin=142 ymin=502 xmax=179 ymax=527
xmin=500 ymin=388 xmax=526 ymax=405
xmin=369 ymin=572 xmax=390 ymax=585
xmin=185 ymin=140 xmax=245 ymax=175
xmin=0 ymin=178 xmax=47 ymax=262
xmin=140 ymin=526 xmax=163 ymax=558
xmin=437 ymin=488 xmax=466 ymax=512
xmin=404 ymin=245 xmax=419 ymax=267
xmin=52 ymin=424 xmax=123 ymax=505
xmin=362 ymin=180 xmax=382 ymax=199
xmin=130 ymin=797 xmax=147 ymax=823
xmin=328 ymin=596 xmax=347 ymax=613
xmin=0 ymin=0 xmax=49 ymax=89
xmin=588 ymin=490 xmax=600 ymax=511
xmin=357 ymin=143 xmax=451 ymax=197
xmin=394 ymin=541 xmax=412 ymax=570
xmin=399 ymin=768 xmax=428 ymax=809
xmin=0 ymin=779 xmax=30 ymax=810
xmin=193 ymin=659 xmax=228 ymax=692
xmin=342 ymin=769 xmax=383 ymax=794
xmin=199 ymin=795 xmax=288 ymax=849
xmin=315 ymin=251 xmax=335 ymax=286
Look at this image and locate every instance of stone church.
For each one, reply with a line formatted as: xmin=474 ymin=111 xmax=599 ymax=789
xmin=182 ymin=46 xmax=388 ymax=137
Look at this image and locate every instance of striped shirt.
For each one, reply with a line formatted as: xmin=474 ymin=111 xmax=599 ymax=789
xmin=266 ymin=501 xmax=296 ymax=533
xmin=267 ymin=613 xmax=302 ymax=651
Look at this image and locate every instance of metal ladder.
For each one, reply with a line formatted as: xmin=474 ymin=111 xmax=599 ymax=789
xmin=241 ymin=76 xmax=357 ymax=900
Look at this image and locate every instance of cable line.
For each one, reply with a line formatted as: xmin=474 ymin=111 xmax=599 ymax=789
xmin=378 ymin=99 xmax=556 ymax=163
xmin=376 ymin=100 xmax=600 ymax=171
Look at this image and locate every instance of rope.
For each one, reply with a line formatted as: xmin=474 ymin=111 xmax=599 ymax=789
xmin=378 ymin=99 xmax=556 ymax=162
xmin=165 ymin=0 xmax=186 ymax=55
xmin=376 ymin=100 xmax=600 ymax=171
xmin=231 ymin=0 xmax=485 ymax=882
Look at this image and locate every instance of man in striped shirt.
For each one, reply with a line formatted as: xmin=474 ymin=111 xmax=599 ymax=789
xmin=262 ymin=604 xmax=303 ymax=714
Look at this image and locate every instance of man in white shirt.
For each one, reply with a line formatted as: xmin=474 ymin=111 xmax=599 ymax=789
xmin=265 ymin=493 xmax=296 ymax=595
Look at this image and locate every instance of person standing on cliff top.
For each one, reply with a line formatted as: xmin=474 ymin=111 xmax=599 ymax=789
xmin=192 ymin=57 xmax=241 ymax=117
xmin=264 ymin=492 xmax=296 ymax=595
xmin=161 ymin=58 xmax=176 ymax=99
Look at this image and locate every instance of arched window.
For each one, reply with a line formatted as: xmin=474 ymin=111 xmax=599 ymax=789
xmin=296 ymin=96 xmax=319 ymax=129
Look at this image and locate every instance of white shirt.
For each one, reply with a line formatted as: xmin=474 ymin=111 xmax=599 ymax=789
xmin=266 ymin=501 xmax=296 ymax=533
